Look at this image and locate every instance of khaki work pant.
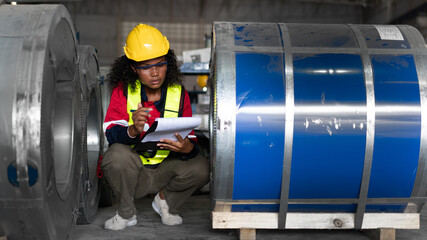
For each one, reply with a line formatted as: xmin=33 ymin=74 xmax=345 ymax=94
xmin=101 ymin=143 xmax=209 ymax=219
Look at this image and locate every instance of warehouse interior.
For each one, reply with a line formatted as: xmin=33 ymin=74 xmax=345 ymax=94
xmin=1 ymin=0 xmax=427 ymax=240
xmin=65 ymin=0 xmax=427 ymax=66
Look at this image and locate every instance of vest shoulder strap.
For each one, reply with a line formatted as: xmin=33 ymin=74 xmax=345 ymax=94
xmin=127 ymin=81 xmax=141 ymax=125
xmin=164 ymin=84 xmax=182 ymax=118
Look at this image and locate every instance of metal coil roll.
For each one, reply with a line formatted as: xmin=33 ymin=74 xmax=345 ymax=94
xmin=210 ymin=22 xmax=427 ymax=222
xmin=76 ymin=45 xmax=103 ymax=224
xmin=0 ymin=4 xmax=82 ymax=239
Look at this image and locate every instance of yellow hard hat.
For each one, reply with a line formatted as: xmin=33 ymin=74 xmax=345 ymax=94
xmin=123 ymin=24 xmax=170 ymax=62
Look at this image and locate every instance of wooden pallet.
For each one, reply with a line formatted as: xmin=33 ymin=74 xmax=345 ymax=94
xmin=212 ymin=212 xmax=420 ymax=240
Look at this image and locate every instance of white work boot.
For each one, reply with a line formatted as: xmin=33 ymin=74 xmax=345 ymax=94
xmin=104 ymin=213 xmax=137 ymax=230
xmin=152 ymin=193 xmax=183 ymax=225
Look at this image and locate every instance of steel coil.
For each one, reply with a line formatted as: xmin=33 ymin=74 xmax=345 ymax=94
xmin=0 ymin=4 xmax=82 ymax=240
xmin=210 ymin=22 xmax=427 ymax=218
xmin=76 ymin=45 xmax=103 ymax=224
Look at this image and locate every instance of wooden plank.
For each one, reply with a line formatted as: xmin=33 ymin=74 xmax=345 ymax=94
xmin=239 ymin=229 xmax=256 ymax=240
xmin=363 ymin=228 xmax=396 ymax=240
xmin=363 ymin=214 xmax=419 ymax=229
xmin=212 ymin=212 xmax=420 ymax=230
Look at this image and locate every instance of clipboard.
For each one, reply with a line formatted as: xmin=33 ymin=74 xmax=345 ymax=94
xmin=140 ymin=117 xmax=201 ymax=143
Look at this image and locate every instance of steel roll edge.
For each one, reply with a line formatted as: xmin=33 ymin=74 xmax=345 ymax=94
xmin=0 ymin=4 xmax=83 ymax=240
xmin=76 ymin=45 xmax=103 ymax=224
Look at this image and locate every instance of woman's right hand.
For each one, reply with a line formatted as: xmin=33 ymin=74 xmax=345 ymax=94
xmin=129 ymin=102 xmax=152 ymax=137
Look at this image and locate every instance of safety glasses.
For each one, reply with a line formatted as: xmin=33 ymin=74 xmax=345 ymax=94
xmin=134 ymin=61 xmax=168 ymax=70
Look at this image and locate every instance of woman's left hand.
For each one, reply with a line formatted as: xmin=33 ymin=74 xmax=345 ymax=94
xmin=157 ymin=133 xmax=194 ymax=154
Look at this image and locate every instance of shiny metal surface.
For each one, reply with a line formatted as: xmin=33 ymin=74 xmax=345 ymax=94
xmin=210 ymin=22 xmax=237 ymax=211
xmin=77 ymin=45 xmax=103 ymax=224
xmin=278 ymin=23 xmax=295 ymax=229
xmin=350 ymin=24 xmax=376 ymax=229
xmin=211 ymin=22 xmax=427 ymax=223
xmin=0 ymin=4 xmax=82 ymax=240
xmin=407 ymin=25 xmax=427 ymax=212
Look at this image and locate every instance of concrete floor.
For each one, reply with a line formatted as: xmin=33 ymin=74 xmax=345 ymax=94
xmin=73 ymin=194 xmax=427 ymax=240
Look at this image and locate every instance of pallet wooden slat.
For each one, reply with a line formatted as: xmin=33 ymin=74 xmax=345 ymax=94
xmin=239 ymin=229 xmax=256 ymax=240
xmin=212 ymin=212 xmax=420 ymax=230
xmin=363 ymin=228 xmax=396 ymax=240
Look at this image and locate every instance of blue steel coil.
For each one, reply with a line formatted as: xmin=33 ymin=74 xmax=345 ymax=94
xmin=210 ymin=22 xmax=427 ymax=214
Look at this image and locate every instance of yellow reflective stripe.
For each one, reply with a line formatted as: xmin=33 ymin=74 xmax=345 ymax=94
xmin=164 ymin=84 xmax=181 ymax=118
xmin=127 ymin=80 xmax=142 ymax=125
xmin=139 ymin=150 xmax=170 ymax=165
xmin=153 ymin=150 xmax=170 ymax=158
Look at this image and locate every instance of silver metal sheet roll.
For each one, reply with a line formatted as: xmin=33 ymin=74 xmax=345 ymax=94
xmin=0 ymin=4 xmax=82 ymax=240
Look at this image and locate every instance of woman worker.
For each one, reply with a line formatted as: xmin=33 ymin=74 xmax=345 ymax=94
xmin=102 ymin=23 xmax=209 ymax=230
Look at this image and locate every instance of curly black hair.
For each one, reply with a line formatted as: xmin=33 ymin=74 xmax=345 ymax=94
xmin=107 ymin=49 xmax=183 ymax=93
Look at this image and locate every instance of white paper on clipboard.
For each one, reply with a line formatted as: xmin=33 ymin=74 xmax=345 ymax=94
xmin=141 ymin=117 xmax=201 ymax=143
xmin=374 ymin=25 xmax=404 ymax=41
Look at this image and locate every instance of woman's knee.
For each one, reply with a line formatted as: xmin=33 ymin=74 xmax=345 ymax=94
xmin=101 ymin=143 xmax=139 ymax=171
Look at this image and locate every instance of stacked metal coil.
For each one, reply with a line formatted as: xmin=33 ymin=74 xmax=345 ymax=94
xmin=76 ymin=45 xmax=103 ymax=224
xmin=210 ymin=22 xmax=427 ymax=227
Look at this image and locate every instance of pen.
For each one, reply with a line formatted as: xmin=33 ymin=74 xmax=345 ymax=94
xmin=130 ymin=109 xmax=150 ymax=113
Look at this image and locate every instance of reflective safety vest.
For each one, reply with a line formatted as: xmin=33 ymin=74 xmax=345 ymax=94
xmin=127 ymin=80 xmax=182 ymax=165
